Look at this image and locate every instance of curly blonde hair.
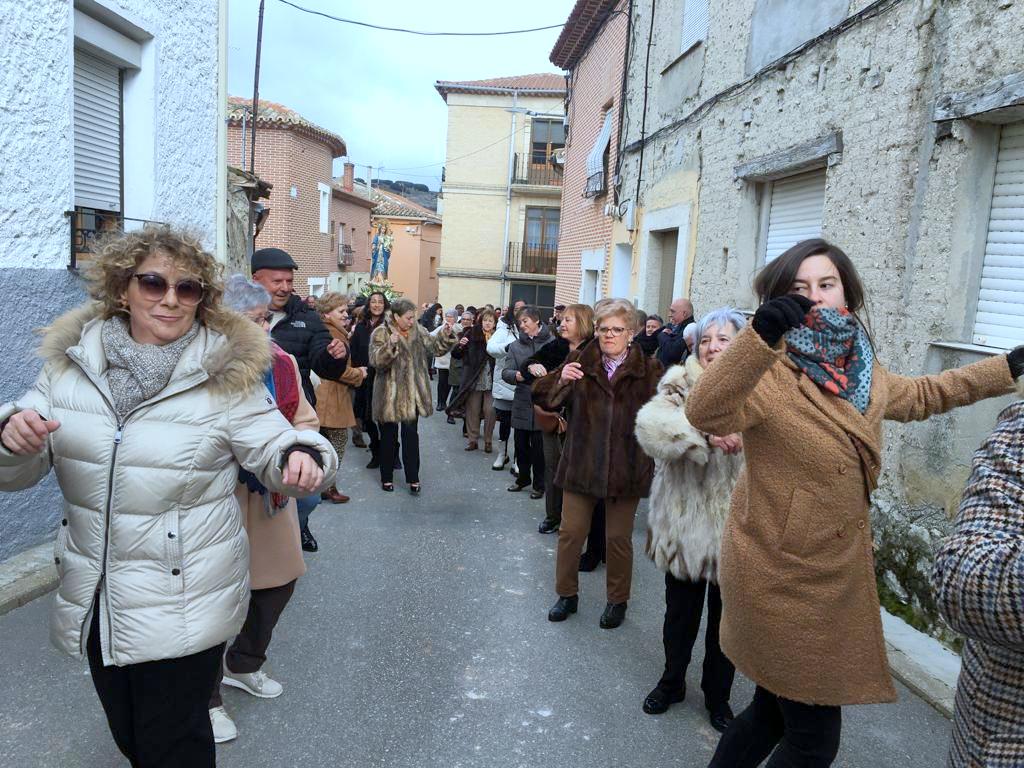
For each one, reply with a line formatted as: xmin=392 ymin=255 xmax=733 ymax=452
xmin=85 ymin=227 xmax=225 ymax=325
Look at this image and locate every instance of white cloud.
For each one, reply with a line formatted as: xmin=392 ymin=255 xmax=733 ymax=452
xmin=227 ymin=0 xmax=574 ymax=190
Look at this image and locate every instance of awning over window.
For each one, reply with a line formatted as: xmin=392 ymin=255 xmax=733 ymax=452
xmin=585 ymin=110 xmax=614 ymax=194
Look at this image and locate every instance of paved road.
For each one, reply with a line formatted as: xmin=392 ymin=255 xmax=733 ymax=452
xmin=0 ymin=411 xmax=952 ymax=767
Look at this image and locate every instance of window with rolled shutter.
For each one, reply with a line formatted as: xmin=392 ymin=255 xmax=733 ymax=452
xmin=763 ymin=169 xmax=826 ymax=263
xmin=680 ymin=0 xmax=710 ymax=54
xmin=74 ymin=49 xmax=122 ymax=212
xmin=972 ymin=123 xmax=1024 ymax=349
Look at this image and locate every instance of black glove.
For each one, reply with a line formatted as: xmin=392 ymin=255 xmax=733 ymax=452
xmin=1008 ymin=345 xmax=1024 ymax=380
xmin=752 ymin=294 xmax=816 ymax=347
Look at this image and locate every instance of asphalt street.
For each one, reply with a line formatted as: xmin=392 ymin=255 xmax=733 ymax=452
xmin=0 ymin=410 xmax=953 ymax=767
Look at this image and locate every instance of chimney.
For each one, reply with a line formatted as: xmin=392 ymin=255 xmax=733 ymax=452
xmin=343 ymin=162 xmax=354 ymax=192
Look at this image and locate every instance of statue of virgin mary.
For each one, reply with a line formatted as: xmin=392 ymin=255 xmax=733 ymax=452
xmin=370 ymin=221 xmax=393 ymax=280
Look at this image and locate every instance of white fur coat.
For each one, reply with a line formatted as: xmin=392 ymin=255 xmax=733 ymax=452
xmin=634 ymin=356 xmax=744 ymax=583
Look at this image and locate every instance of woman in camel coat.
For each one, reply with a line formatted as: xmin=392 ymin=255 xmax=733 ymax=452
xmin=687 ymin=240 xmax=1019 ymax=767
xmin=316 ymin=292 xmax=368 ymax=503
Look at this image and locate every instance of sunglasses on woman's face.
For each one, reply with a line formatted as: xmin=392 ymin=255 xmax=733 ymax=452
xmin=131 ymin=273 xmax=205 ymax=306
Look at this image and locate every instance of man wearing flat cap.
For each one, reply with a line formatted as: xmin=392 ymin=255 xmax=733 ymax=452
xmin=252 ymin=247 xmax=347 ymax=551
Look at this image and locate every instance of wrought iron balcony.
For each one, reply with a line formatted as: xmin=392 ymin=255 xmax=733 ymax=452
xmin=511 ymin=153 xmax=562 ymax=187
xmin=338 ymin=243 xmax=355 ymax=268
xmin=507 ymin=242 xmax=557 ymax=275
xmin=66 ymin=210 xmax=163 ymax=270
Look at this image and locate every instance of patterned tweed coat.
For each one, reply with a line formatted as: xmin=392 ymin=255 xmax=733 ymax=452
xmin=932 ymin=393 xmax=1024 ymax=768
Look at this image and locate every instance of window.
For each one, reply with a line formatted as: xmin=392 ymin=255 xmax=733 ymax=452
xmin=762 ymin=168 xmax=826 ymax=263
xmin=972 ymin=122 xmax=1024 ymax=349
xmin=585 ymin=111 xmax=614 ymax=197
xmin=530 ymin=119 xmax=566 ymax=166
xmin=680 ymin=0 xmax=710 ymax=54
xmin=525 ymin=207 xmax=560 ymax=253
xmin=317 ymin=183 xmax=330 ymax=234
xmin=74 ymin=49 xmax=122 ymax=212
xmin=509 ymin=283 xmax=556 ymax=316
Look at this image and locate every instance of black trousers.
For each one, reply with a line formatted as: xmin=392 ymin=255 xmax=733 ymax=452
xmin=436 ymin=369 xmax=452 ymax=408
xmin=380 ymin=419 xmax=420 ymax=484
xmin=496 ymin=408 xmax=512 ymax=442
xmin=659 ymin=574 xmax=734 ymax=709
xmin=87 ymin=607 xmax=224 ymax=768
xmin=708 ymin=685 xmax=842 ymax=768
xmin=209 ymin=580 xmax=297 ymax=708
xmin=514 ymin=428 xmax=545 ymax=491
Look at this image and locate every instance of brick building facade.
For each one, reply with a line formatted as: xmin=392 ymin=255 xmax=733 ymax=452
xmin=550 ymin=0 xmax=629 ymax=306
xmin=227 ymin=97 xmax=373 ymax=294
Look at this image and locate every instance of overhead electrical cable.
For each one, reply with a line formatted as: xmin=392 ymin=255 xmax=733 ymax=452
xmin=275 ymin=0 xmax=564 ymax=36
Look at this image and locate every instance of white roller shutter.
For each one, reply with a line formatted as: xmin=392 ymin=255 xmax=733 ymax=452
xmin=74 ymin=49 xmax=122 ymax=212
xmin=973 ymin=122 xmax=1024 ymax=349
xmin=680 ymin=0 xmax=710 ymax=53
xmin=763 ymin=169 xmax=826 ymax=263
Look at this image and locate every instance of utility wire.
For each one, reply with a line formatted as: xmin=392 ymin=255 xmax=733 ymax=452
xmin=275 ymin=0 xmax=564 ymax=36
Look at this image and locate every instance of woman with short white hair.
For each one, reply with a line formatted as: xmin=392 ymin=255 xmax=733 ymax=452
xmin=534 ymin=298 xmax=662 ymax=629
xmin=635 ymin=307 xmax=747 ymax=732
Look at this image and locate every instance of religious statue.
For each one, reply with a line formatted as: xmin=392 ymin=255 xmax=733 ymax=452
xmin=370 ymin=221 xmax=394 ymax=281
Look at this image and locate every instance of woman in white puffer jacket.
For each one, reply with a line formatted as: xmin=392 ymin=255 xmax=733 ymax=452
xmin=0 ymin=228 xmax=337 ymax=767
xmin=487 ymin=306 xmax=519 ymax=470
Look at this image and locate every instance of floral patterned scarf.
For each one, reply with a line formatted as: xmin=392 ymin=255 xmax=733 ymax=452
xmin=785 ymin=306 xmax=874 ymax=414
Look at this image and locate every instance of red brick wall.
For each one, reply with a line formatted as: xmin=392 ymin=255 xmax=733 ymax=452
xmin=555 ymin=0 xmax=628 ymax=305
xmin=227 ymin=124 xmax=370 ymax=294
xmin=331 ymin=194 xmax=372 ymax=276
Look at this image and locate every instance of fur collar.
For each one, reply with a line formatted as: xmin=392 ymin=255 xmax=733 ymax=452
xmin=38 ymin=302 xmax=271 ymax=395
xmin=657 ymin=355 xmax=704 ymax=396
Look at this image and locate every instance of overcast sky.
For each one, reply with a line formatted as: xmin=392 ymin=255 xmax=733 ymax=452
xmin=227 ymin=0 xmax=575 ymax=190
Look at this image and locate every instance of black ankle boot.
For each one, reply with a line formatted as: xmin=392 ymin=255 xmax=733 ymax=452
xmin=599 ymin=601 xmax=627 ymax=629
xmin=547 ymin=595 xmax=578 ymax=622
xmin=642 ymin=683 xmax=686 ymax=715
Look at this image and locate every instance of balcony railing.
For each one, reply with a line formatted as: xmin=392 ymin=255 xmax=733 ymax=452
xmin=511 ymin=153 xmax=562 ymax=187
xmin=507 ymin=242 xmax=557 ymax=275
xmin=338 ymin=243 xmax=355 ymax=268
xmin=66 ymin=210 xmax=164 ymax=270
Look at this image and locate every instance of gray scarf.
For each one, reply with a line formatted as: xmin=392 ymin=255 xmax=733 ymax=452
xmin=101 ymin=316 xmax=200 ymax=419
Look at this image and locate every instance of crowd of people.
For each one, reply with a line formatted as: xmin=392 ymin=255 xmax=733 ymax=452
xmin=0 ymin=229 xmax=1022 ymax=768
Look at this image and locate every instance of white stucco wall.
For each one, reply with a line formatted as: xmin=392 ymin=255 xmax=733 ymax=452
xmin=0 ymin=0 xmax=221 ymax=271
xmin=0 ymin=0 xmax=222 ymax=561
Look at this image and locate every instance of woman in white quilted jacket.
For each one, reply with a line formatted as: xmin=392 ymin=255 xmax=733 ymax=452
xmin=0 ymin=228 xmax=337 ymax=768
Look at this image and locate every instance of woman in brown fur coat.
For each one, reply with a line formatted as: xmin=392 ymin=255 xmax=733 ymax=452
xmin=370 ymin=298 xmax=456 ymax=493
xmin=687 ymin=239 xmax=1021 ymax=768
xmin=534 ymin=298 xmax=662 ymax=630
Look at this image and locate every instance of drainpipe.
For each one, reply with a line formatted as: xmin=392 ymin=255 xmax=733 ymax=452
xmin=500 ymin=90 xmax=518 ymax=306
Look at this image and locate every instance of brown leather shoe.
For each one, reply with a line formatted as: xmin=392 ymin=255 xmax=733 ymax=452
xmin=322 ymin=487 xmax=350 ymax=504
xmin=465 ymin=442 xmax=478 ymax=451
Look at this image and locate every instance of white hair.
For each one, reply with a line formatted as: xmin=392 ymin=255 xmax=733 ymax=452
xmin=693 ymin=307 xmax=748 ymax=363
xmin=223 ymin=274 xmax=271 ymax=313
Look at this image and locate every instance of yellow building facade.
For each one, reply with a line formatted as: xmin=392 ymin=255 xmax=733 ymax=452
xmin=434 ymin=75 xmax=566 ymax=312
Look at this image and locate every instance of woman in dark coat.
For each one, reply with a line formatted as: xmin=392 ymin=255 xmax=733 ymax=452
xmin=534 ymin=298 xmax=662 ymax=629
xmin=349 ymin=291 xmax=389 ymax=468
xmin=522 ymin=304 xmax=594 ymax=536
xmin=448 ymin=310 xmax=498 ymax=452
xmin=502 ymin=306 xmax=554 ymax=498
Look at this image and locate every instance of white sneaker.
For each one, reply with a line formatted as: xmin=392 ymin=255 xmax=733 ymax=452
xmin=209 ymin=706 xmax=237 ymax=743
xmin=221 ymin=667 xmax=284 ymax=699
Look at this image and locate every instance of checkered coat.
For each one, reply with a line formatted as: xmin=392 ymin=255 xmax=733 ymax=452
xmin=932 ymin=397 xmax=1024 ymax=768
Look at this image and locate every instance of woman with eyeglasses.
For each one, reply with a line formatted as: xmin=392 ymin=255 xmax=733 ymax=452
xmin=0 ymin=231 xmax=337 ymax=766
xmin=534 ymin=298 xmax=662 ymax=629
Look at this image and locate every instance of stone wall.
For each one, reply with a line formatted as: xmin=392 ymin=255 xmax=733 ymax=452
xmin=617 ymin=0 xmax=1024 ymax=640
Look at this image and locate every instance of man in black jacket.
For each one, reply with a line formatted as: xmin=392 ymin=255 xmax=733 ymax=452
xmin=251 ymin=248 xmax=348 ymax=405
xmin=252 ymin=247 xmax=348 ymax=553
xmin=655 ymin=298 xmax=695 ymax=369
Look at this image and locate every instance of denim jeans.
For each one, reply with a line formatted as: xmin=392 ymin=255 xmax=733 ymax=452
xmin=295 ymin=494 xmax=319 ymax=529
